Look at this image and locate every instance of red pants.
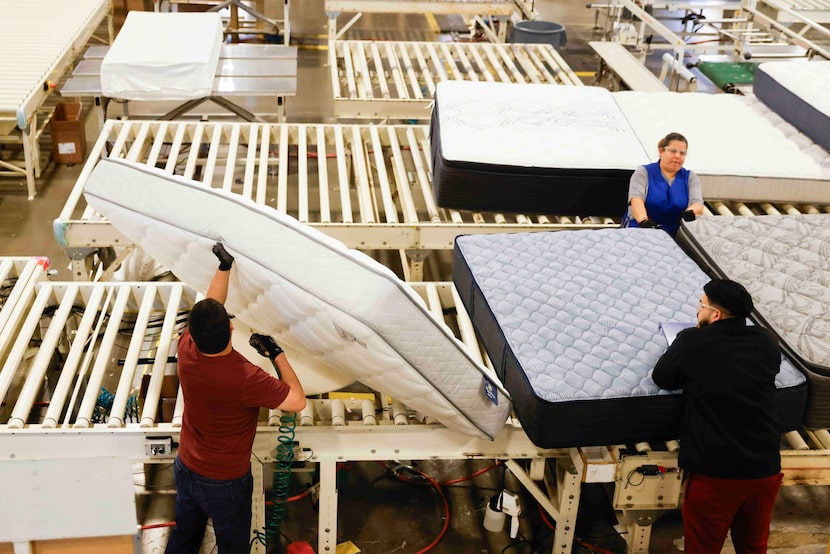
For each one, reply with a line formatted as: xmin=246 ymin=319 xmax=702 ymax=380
xmin=682 ymin=472 xmax=783 ymax=554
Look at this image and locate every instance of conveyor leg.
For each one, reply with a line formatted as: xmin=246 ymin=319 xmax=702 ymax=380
xmin=21 ymin=125 xmax=37 ymax=200
xmin=620 ymin=510 xmax=657 ymax=553
xmin=318 ymin=456 xmax=338 ymax=552
xmin=251 ymin=461 xmax=266 ymax=554
xmin=404 ymin=249 xmax=429 ymax=282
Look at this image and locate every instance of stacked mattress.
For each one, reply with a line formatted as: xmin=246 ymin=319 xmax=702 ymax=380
xmin=678 ymin=215 xmax=830 ymax=427
xmin=82 ymin=159 xmax=511 ymax=440
xmin=431 ymin=81 xmax=650 ymax=216
xmin=101 ymin=12 xmax=223 ymax=100
xmin=454 ymin=228 xmax=808 ymax=448
xmin=431 ymin=81 xmax=830 ymax=215
xmin=753 ymin=61 xmax=830 ymax=153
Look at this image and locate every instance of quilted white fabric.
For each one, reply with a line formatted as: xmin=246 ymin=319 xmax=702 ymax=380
xmin=101 ymin=12 xmax=223 ymax=100
xmin=83 ymin=159 xmax=510 ymax=439
xmin=757 ymin=61 xmax=830 ymax=115
xmin=613 ymin=91 xmax=830 ymax=180
xmin=434 ymin=81 xmax=650 ymax=169
xmin=455 ymin=228 xmax=805 ymax=400
xmin=683 ymin=215 xmax=830 ymax=373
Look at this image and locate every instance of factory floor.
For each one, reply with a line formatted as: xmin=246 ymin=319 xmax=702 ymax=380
xmin=1 ymin=0 xmax=830 ymax=552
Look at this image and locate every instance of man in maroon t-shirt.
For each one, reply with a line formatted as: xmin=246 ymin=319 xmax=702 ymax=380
xmin=166 ymin=243 xmax=306 ymax=554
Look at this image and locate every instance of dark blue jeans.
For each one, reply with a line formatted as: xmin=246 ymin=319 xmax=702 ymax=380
xmin=165 ymin=456 xmax=253 ymax=554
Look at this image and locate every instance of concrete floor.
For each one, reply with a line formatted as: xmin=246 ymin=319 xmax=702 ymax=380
xmin=2 ymin=0 xmax=830 ymax=552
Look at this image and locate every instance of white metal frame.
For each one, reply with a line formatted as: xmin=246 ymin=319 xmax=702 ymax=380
xmin=1 ymin=278 xmax=829 ymax=553
xmin=167 ymin=0 xmax=292 ymax=42
xmin=61 ymin=44 xmax=298 ymax=128
xmin=324 ymin=0 xmax=516 ymax=42
xmin=54 ymin=119 xmax=614 ymax=281
xmin=0 ymin=0 xmax=112 ymax=200
xmin=330 ymin=39 xmax=582 ymax=120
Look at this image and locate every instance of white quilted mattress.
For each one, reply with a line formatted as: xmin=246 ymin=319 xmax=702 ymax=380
xmin=82 ymin=159 xmax=511 ymax=439
xmin=613 ymin=91 xmax=830 ymax=202
xmin=101 ymin=12 xmax=223 ymax=101
xmin=434 ymin=81 xmax=650 ymax=170
xmin=757 ymin=61 xmax=830 ymax=116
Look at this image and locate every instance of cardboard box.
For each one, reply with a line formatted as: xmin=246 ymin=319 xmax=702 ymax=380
xmin=51 ymin=103 xmax=86 ymax=165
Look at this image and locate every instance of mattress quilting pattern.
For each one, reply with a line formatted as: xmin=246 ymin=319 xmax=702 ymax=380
xmin=455 ymin=229 xmax=805 ymax=398
xmin=613 ymin=91 xmax=829 ymax=180
xmin=434 ymin=81 xmax=650 ymax=170
xmin=82 ymin=159 xmax=511 ymax=440
xmin=757 ymin=61 xmax=830 ymax=115
xmin=681 ymin=215 xmax=830 ymax=373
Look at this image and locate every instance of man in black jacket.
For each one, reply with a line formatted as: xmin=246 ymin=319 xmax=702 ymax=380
xmin=652 ymin=279 xmax=783 ymax=554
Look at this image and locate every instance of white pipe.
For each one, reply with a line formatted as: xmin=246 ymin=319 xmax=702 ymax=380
xmin=109 ymin=285 xmax=158 ymax=427
xmin=140 ymin=285 xmax=183 ymax=427
xmin=0 ymin=285 xmax=53 ymax=407
xmin=42 ymin=286 xmax=106 ymax=428
xmin=331 ymin=399 xmax=346 ymax=426
xmin=362 ymin=399 xmax=377 ymax=425
xmin=300 ymin=402 xmax=315 ymax=426
xmin=392 ymin=400 xmax=408 ymax=425
xmin=8 ymin=285 xmax=79 ymax=429
xmin=74 ymin=285 xmax=131 ymax=428
xmin=784 ymin=430 xmax=810 ymax=450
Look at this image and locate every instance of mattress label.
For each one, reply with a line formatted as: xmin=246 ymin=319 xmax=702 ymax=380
xmin=484 ymin=378 xmax=498 ymax=405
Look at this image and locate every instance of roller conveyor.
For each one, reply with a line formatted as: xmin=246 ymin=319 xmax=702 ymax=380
xmin=54 ymin=119 xmax=615 ymax=281
xmin=330 ymin=39 xmax=582 ymax=120
xmin=324 ymin=0 xmax=516 ymax=42
xmin=0 ymin=0 xmax=112 ymax=199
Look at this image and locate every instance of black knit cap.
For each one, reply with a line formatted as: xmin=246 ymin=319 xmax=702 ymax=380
xmin=703 ymin=279 xmax=753 ymax=319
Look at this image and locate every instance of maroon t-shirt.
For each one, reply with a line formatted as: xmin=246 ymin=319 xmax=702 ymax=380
xmin=177 ymin=328 xmax=289 ymax=479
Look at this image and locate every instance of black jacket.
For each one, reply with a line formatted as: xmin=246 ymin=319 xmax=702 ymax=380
xmin=652 ymin=318 xmax=781 ymax=479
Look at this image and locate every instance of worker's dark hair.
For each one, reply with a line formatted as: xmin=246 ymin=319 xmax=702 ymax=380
xmin=658 ymin=132 xmax=688 ymax=149
xmin=188 ymin=298 xmax=231 ymax=354
xmin=703 ymin=279 xmax=753 ymax=319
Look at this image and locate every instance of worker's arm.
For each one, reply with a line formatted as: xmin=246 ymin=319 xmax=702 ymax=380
xmin=206 ymin=243 xmax=234 ymax=304
xmin=686 ymin=172 xmax=704 ymax=216
xmin=652 ymin=330 xmax=693 ymax=390
xmin=250 ymin=333 xmax=306 ymax=413
xmin=629 ymin=197 xmax=649 ymax=224
xmin=273 ymin=353 xmax=306 ymax=412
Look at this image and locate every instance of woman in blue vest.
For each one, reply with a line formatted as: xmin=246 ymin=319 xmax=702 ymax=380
xmin=623 ymin=132 xmax=704 ymax=236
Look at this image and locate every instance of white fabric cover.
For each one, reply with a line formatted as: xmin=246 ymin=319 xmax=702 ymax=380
xmin=434 ymin=81 xmax=650 ymax=170
xmin=757 ymin=61 xmax=830 ymax=116
xmin=614 ymin=91 xmax=830 ymax=202
xmin=83 ymin=159 xmax=511 ymax=440
xmin=101 ymin=12 xmax=223 ymax=100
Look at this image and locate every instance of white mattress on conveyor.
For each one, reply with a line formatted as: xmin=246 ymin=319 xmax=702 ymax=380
xmin=757 ymin=62 xmax=830 ymax=116
xmin=0 ymin=0 xmax=108 ymax=130
xmin=101 ymin=12 xmax=223 ymax=101
xmin=82 ymin=158 xmax=511 ymax=440
xmin=753 ymin=61 xmax=830 ymax=153
xmin=613 ymin=91 xmax=830 ymax=203
xmin=435 ymin=81 xmax=650 ymax=170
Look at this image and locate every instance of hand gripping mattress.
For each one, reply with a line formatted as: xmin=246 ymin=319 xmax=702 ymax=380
xmin=678 ymin=215 xmax=830 ymax=427
xmin=431 ymin=81 xmax=650 ymax=216
xmin=82 ymin=158 xmax=511 ymax=440
xmin=101 ymin=12 xmax=223 ymax=100
xmin=454 ymin=228 xmax=807 ymax=448
xmin=753 ymin=61 xmax=830 ymax=153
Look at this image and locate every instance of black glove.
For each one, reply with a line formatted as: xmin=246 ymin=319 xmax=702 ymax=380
xmin=212 ymin=242 xmax=234 ymax=271
xmin=638 ymin=218 xmax=659 ymax=229
xmin=681 ymin=209 xmax=696 ymax=222
xmin=249 ymin=333 xmax=283 ymax=360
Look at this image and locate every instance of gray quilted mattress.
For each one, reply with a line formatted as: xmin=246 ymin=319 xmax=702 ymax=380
xmin=678 ymin=214 xmax=830 ymax=427
xmin=454 ymin=228 xmax=808 ymax=448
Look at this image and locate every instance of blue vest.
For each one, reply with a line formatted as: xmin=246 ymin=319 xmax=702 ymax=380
xmin=625 ymin=162 xmax=690 ymax=236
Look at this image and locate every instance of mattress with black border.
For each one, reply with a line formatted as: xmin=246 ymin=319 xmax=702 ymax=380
xmin=453 ymin=228 xmax=808 ymax=448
